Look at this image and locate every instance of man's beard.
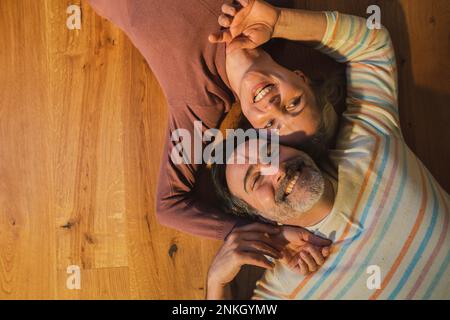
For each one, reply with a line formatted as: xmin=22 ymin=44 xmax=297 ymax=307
xmin=273 ymin=157 xmax=325 ymax=222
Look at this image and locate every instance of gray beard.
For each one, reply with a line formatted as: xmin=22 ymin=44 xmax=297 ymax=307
xmin=274 ymin=167 xmax=325 ymax=223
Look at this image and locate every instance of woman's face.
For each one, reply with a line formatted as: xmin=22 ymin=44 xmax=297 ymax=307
xmin=228 ymin=49 xmax=323 ymax=147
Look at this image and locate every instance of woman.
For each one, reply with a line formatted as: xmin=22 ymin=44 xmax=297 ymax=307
xmin=88 ymin=0 xmax=342 ymax=240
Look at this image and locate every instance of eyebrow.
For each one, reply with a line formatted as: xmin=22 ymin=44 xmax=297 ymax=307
xmin=243 ymin=164 xmax=256 ymax=194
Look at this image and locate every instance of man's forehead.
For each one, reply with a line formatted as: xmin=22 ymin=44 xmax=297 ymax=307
xmin=225 ymin=160 xmax=250 ymax=180
xmin=227 ymin=138 xmax=276 ymax=164
xmin=229 ymin=140 xmax=261 ymax=163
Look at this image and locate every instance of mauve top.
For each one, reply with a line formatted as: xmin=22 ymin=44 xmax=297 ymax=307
xmin=88 ymin=0 xmax=246 ymax=239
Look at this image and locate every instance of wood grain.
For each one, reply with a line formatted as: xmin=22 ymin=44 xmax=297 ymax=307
xmin=0 ymin=0 xmax=448 ymax=299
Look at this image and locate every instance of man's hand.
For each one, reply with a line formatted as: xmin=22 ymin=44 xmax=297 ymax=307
xmin=277 ymin=226 xmax=332 ymax=275
xmin=208 ymin=0 xmax=280 ymax=53
xmin=207 ymin=223 xmax=283 ymax=295
xmin=206 ymin=223 xmax=331 ymax=299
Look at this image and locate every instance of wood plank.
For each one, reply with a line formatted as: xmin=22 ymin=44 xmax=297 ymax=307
xmin=0 ymin=0 xmax=448 ymax=299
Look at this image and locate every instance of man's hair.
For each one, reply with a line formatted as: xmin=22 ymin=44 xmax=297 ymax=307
xmin=211 ymin=155 xmax=258 ymax=219
xmin=210 ymin=135 xmax=263 ymax=219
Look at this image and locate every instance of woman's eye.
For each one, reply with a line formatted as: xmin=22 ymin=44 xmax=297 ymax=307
xmin=286 ymin=96 xmax=302 ymax=111
xmin=265 ymin=120 xmax=274 ymax=129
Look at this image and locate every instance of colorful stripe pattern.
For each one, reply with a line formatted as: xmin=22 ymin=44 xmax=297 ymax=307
xmin=253 ymin=12 xmax=450 ymax=300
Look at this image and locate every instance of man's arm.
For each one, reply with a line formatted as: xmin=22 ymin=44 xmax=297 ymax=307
xmin=206 ymin=223 xmax=331 ymax=300
xmin=272 ymin=8 xmax=327 ymax=43
xmin=211 ymin=1 xmax=399 ymax=133
xmin=312 ymin=12 xmax=400 ymax=133
xmin=273 ymin=8 xmax=399 ymax=133
xmin=209 ymin=0 xmax=327 ymax=51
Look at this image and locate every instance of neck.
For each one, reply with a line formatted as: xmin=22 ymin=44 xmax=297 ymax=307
xmin=284 ymin=176 xmax=335 ymax=228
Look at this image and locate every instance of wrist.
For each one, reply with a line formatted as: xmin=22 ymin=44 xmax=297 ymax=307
xmin=207 ymin=271 xmax=228 ymax=289
xmin=272 ymin=8 xmax=290 ymax=39
xmin=206 ymin=275 xmax=230 ymax=300
xmin=272 ymin=8 xmax=327 ymax=42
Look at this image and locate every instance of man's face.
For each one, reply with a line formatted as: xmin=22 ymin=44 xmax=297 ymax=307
xmin=225 ymin=140 xmax=325 ymax=223
xmin=227 ymin=49 xmax=323 ymax=147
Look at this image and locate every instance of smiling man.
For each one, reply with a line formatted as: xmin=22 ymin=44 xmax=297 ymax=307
xmin=214 ymin=138 xmax=335 ymax=227
xmin=207 ymin=2 xmax=450 ymax=300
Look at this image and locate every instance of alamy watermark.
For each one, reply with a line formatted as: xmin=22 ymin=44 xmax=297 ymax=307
xmin=66 ymin=265 xmax=81 ymax=290
xmin=366 ymin=265 xmax=381 ymax=290
xmin=66 ymin=5 xmax=81 ymax=30
xmin=170 ymin=121 xmax=280 ymax=175
xmin=367 ymin=5 xmax=381 ymax=30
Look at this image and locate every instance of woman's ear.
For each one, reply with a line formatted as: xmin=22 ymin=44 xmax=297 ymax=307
xmin=294 ymin=70 xmax=309 ymax=84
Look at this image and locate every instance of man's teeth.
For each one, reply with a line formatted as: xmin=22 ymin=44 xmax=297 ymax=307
xmin=285 ymin=173 xmax=299 ymax=196
xmin=254 ymin=84 xmax=273 ymax=103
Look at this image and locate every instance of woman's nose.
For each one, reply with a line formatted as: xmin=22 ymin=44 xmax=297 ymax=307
xmin=254 ymin=101 xmax=275 ymax=113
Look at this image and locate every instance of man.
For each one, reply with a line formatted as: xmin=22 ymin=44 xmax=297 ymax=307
xmin=207 ymin=2 xmax=450 ymax=299
xmin=88 ymin=0 xmax=340 ymax=239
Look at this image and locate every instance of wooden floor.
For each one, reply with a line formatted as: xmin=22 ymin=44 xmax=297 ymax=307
xmin=0 ymin=0 xmax=448 ymax=299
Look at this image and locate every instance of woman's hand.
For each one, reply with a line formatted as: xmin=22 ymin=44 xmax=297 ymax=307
xmin=208 ymin=0 xmax=280 ymax=53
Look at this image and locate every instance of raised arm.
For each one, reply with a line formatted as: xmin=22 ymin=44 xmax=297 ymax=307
xmin=210 ymin=0 xmax=399 ymax=133
xmin=312 ymin=12 xmax=399 ymax=133
xmin=276 ymin=9 xmax=399 ymax=133
xmin=88 ymin=0 xmax=247 ymax=239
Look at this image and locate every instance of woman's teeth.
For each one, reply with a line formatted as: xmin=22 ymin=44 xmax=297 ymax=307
xmin=254 ymin=84 xmax=273 ymax=103
xmin=284 ymin=173 xmax=299 ymax=196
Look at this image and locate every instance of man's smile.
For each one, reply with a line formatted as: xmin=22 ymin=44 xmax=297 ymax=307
xmin=284 ymin=172 xmax=299 ymax=196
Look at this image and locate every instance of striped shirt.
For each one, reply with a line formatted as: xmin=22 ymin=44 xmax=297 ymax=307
xmin=253 ymin=11 xmax=450 ymax=300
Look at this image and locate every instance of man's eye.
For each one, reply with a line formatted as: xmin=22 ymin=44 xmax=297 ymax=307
xmin=252 ymin=174 xmax=261 ymax=190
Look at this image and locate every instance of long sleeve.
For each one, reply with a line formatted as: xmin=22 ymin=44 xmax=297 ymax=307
xmin=316 ymin=12 xmax=400 ymax=136
xmin=88 ymin=0 xmax=246 ymax=239
xmin=156 ymin=107 xmax=247 ymax=240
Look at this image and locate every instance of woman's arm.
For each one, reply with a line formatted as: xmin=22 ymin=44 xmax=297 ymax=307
xmin=156 ymin=111 xmax=247 ymax=240
xmin=89 ymin=0 xmax=249 ymax=239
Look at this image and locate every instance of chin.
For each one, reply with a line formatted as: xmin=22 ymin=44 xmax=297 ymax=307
xmin=286 ymin=180 xmax=325 ymax=214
